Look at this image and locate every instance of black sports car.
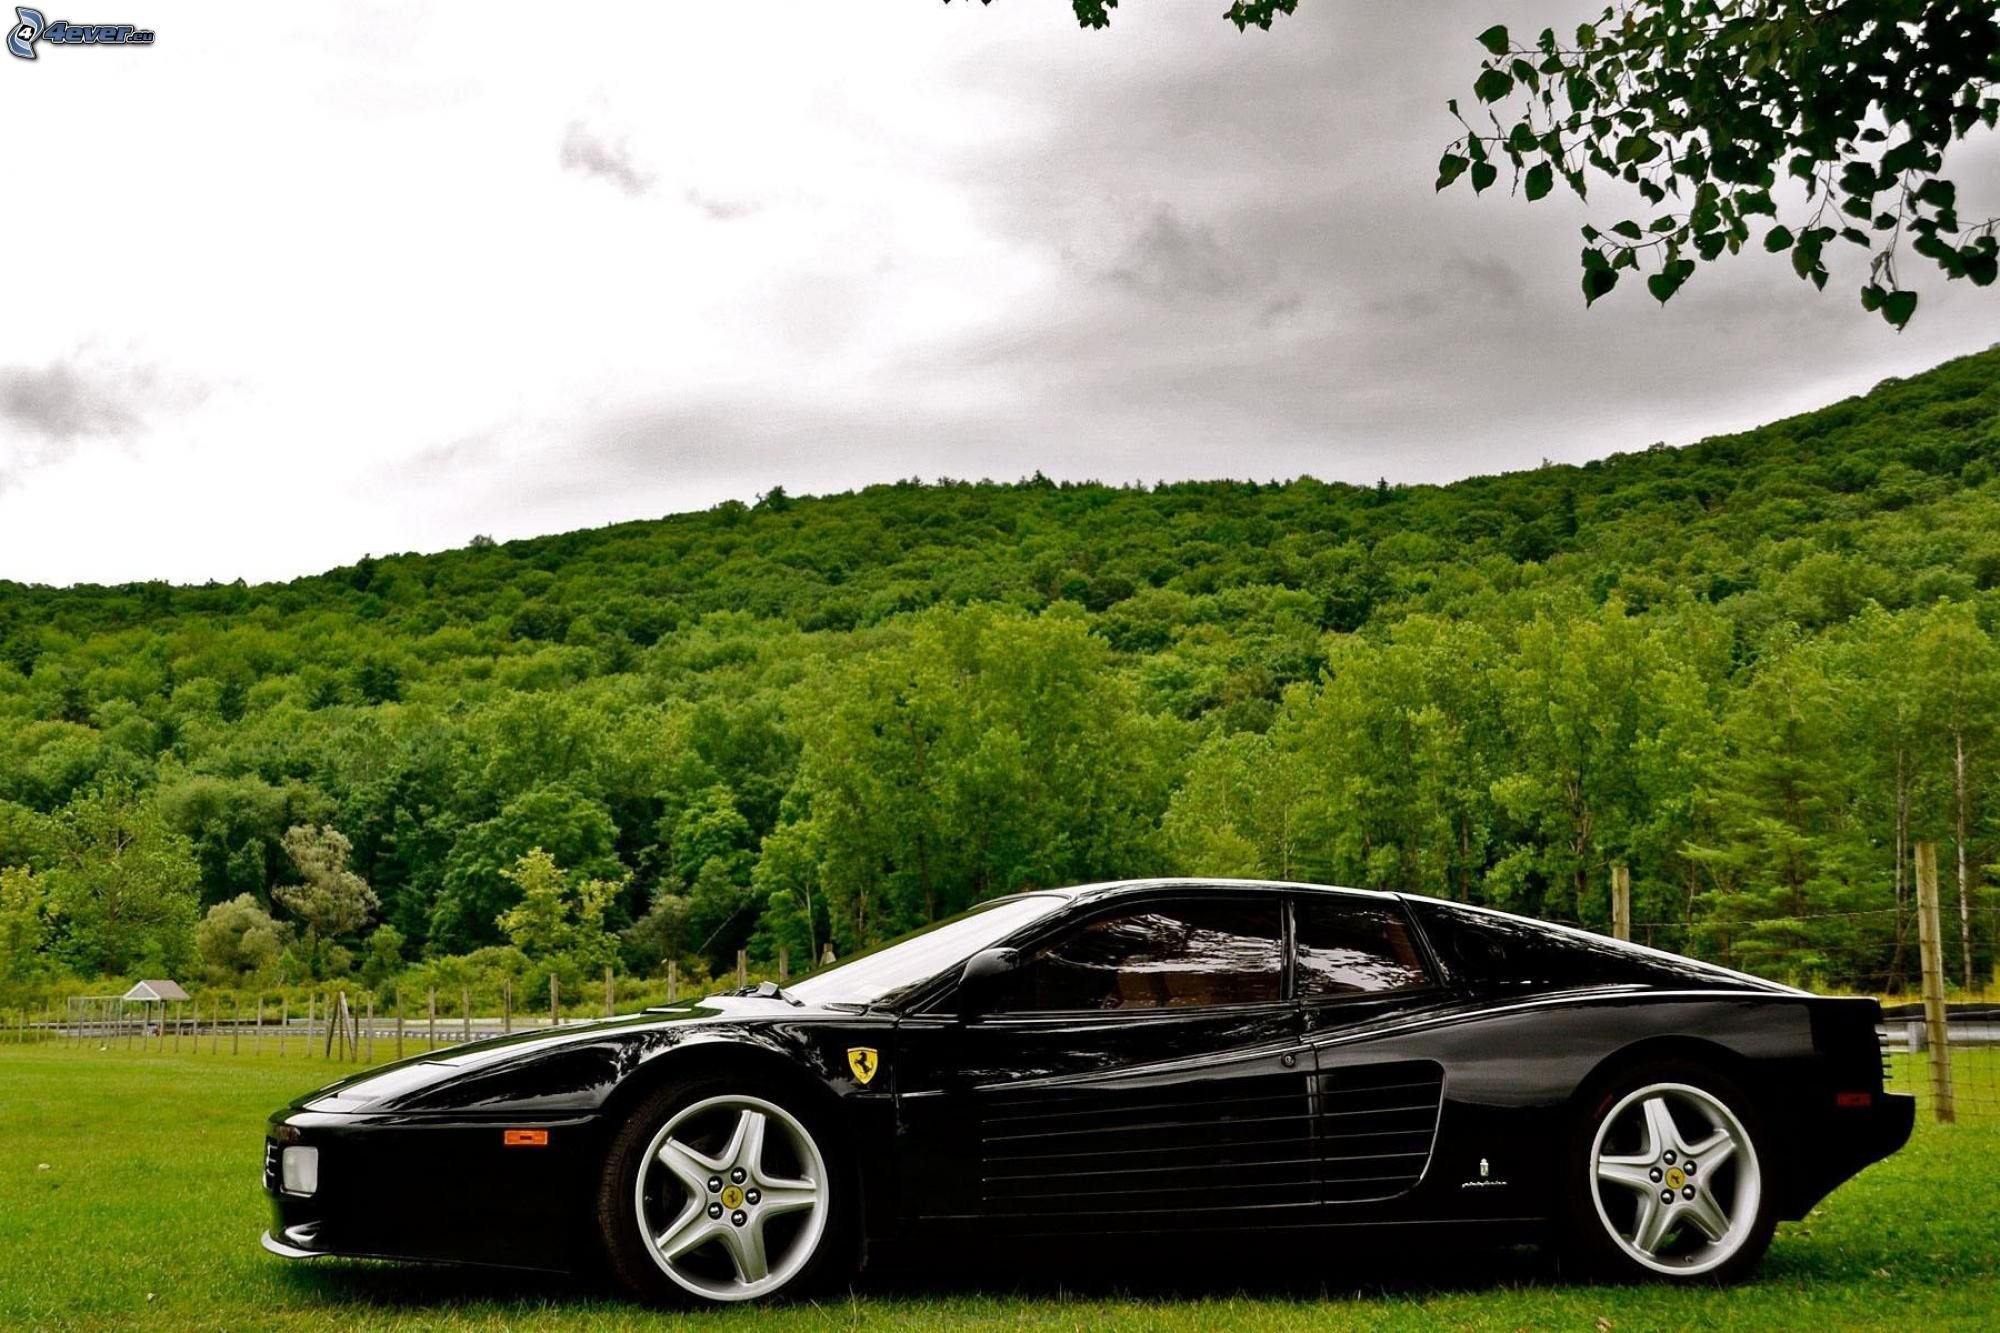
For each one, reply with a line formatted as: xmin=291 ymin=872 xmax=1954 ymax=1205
xmin=263 ymin=879 xmax=1912 ymax=1304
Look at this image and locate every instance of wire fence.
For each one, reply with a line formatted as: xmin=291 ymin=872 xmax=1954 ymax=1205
xmin=1624 ymin=843 xmax=1999 ymax=1125
xmin=0 ymin=951 xmax=792 ymax=1065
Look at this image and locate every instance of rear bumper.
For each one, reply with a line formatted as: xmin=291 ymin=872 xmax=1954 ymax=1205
xmin=1779 ymin=1090 xmax=1915 ymax=1219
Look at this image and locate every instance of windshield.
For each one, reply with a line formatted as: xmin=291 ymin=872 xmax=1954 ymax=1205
xmin=785 ymin=894 xmax=1071 ymax=1006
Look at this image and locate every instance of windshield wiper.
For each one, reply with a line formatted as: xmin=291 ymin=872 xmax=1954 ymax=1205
xmin=730 ymin=979 xmax=804 ymax=1006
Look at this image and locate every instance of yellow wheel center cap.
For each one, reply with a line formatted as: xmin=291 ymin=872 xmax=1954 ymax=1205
xmin=721 ymin=1184 xmax=745 ymax=1209
xmin=1665 ymin=1167 xmax=1685 ymax=1191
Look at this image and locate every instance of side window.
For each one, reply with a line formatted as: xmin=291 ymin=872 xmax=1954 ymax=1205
xmin=995 ymin=898 xmax=1283 ymax=1012
xmin=1294 ymin=898 xmax=1431 ymax=997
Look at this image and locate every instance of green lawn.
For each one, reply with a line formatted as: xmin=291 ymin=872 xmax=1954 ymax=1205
xmin=1 ymin=1045 xmax=1993 ymax=1332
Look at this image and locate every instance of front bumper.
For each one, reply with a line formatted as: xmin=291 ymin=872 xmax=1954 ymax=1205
xmin=260 ymin=1228 xmax=325 ymax=1260
xmin=262 ymin=1108 xmax=601 ymax=1272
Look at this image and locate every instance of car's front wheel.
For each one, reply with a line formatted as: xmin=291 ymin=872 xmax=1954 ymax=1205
xmin=596 ymin=1074 xmax=846 ymax=1304
xmin=1564 ymin=1064 xmax=1777 ymax=1283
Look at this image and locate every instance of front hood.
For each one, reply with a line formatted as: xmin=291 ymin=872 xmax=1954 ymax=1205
xmin=286 ymin=995 xmax=855 ymax=1116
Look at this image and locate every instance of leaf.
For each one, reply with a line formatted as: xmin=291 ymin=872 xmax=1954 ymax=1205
xmin=1477 ymin=24 xmax=1510 ymax=55
xmin=1524 ymin=162 xmax=1554 ymax=201
xmin=1763 ymin=226 xmax=1795 ymax=252
xmin=1880 ymin=289 xmax=1917 ymax=330
xmin=1646 ymin=258 xmax=1696 ymax=305
xmin=1582 ymin=266 xmax=1619 ymax=306
xmin=1616 ymin=134 xmax=1661 ymax=165
xmin=1474 ymin=68 xmax=1515 ymax=103
xmin=1610 ymin=220 xmax=1644 ymax=240
xmin=1436 ymin=153 xmax=1471 ymax=191
xmin=1916 ymin=178 xmax=1956 ymax=211
xmin=1471 ymin=160 xmax=1499 ymax=193
xmin=1735 ymin=188 xmax=1776 ymax=217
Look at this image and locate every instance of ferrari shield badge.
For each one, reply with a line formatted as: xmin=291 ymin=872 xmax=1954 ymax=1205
xmin=846 ymin=1047 xmax=880 ymax=1085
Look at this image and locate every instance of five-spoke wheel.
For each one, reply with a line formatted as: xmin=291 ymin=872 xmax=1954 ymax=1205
xmin=1567 ymin=1066 xmax=1776 ymax=1283
xmin=598 ymin=1077 xmax=845 ymax=1305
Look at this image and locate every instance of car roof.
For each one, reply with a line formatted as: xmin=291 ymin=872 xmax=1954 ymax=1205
xmin=1055 ymin=877 xmax=1403 ymax=904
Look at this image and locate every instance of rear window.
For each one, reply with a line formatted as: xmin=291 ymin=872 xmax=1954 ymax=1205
xmin=1293 ymin=898 xmax=1431 ymax=996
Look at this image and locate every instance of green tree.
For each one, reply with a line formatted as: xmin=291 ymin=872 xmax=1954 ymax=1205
xmin=157 ymin=773 xmax=292 ymax=908
xmin=44 ymin=786 xmax=200 ymax=978
xmin=194 ymin=893 xmax=287 ymax=982
xmin=359 ymin=924 xmax=406 ymax=990
xmin=1912 ymin=601 xmax=2000 ymax=987
xmin=1685 ymin=640 xmax=1883 ymax=985
xmin=620 ymin=886 xmax=691 ymax=977
xmin=0 ymin=866 xmax=51 ymax=991
xmin=273 ymin=825 xmax=378 ymax=980
xmin=496 ymin=848 xmax=620 ymax=977
xmin=778 ymin=605 xmax=1180 ymax=952
xmin=430 ymin=787 xmax=621 ymax=953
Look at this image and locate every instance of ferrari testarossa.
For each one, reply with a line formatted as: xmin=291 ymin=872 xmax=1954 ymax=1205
xmin=263 ymin=878 xmax=1912 ymax=1304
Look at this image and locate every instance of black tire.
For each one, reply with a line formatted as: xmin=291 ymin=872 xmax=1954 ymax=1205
xmin=1559 ymin=1058 xmax=1779 ymax=1285
xmin=594 ymin=1071 xmax=852 ymax=1306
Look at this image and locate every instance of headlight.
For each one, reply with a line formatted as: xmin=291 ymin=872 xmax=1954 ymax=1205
xmin=280 ymin=1146 xmax=319 ymax=1196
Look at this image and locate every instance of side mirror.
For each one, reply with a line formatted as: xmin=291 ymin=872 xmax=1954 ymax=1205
xmin=955 ymin=947 xmax=1019 ymax=1018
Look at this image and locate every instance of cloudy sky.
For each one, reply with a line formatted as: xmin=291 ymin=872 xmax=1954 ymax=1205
xmin=2 ymin=1 xmax=1995 ymax=586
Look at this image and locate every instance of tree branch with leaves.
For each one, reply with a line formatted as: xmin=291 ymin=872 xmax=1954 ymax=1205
xmin=962 ymin=1 xmax=1999 ymax=328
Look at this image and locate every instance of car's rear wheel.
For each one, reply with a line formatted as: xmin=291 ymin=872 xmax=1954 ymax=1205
xmin=1563 ymin=1063 xmax=1776 ymax=1283
xmin=596 ymin=1074 xmax=847 ymax=1304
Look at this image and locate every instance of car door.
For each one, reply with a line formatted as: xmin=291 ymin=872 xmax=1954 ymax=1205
xmin=1292 ymin=891 xmax=1455 ymax=1206
xmin=892 ymin=889 xmax=1316 ymax=1233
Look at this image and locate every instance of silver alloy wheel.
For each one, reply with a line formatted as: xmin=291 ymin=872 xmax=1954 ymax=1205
xmin=1588 ymin=1081 xmax=1762 ymax=1276
xmin=634 ymin=1093 xmax=830 ymax=1302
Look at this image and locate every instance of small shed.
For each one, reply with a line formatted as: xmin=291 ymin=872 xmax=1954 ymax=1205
xmin=122 ymin=980 xmax=190 ymax=1004
xmin=122 ymin=980 xmax=191 ymax=1037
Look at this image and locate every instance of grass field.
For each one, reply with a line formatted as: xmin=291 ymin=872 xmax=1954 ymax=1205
xmin=1 ymin=1045 xmax=1994 ymax=1332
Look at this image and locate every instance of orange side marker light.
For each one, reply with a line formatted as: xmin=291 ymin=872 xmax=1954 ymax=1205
xmin=504 ymin=1129 xmax=550 ymax=1147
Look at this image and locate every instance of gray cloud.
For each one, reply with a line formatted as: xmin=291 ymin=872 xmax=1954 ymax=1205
xmin=0 ymin=357 xmax=181 ymax=492
xmin=1 ymin=361 xmax=140 ymax=441
xmin=1104 ymin=205 xmax=1245 ymax=301
xmin=684 ymin=188 xmax=760 ymax=222
xmin=559 ymin=120 xmax=654 ymax=196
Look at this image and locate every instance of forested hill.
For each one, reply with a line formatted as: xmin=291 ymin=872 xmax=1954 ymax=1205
xmin=4 ymin=345 xmax=2000 ymax=1001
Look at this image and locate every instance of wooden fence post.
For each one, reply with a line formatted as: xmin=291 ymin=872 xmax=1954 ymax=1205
xmin=820 ymin=943 xmax=835 ymax=966
xmin=365 ymin=994 xmax=375 ymax=1064
xmin=605 ymin=964 xmax=614 ymax=1018
xmin=503 ymin=978 xmax=512 ymax=1034
xmin=427 ymin=987 xmax=437 ymax=1052
xmin=395 ymin=988 xmax=405 ymax=1062
xmin=173 ymin=1000 xmax=183 ymax=1053
xmin=1916 ymin=842 xmax=1956 ymax=1124
xmin=550 ymin=974 xmax=559 ymax=1028
xmin=779 ymin=948 xmax=789 ymax=982
xmin=460 ymin=986 xmax=471 ymax=1043
xmin=736 ymin=949 xmax=748 ymax=988
xmin=1611 ymin=864 xmax=1631 ymax=942
xmin=667 ymin=961 xmax=678 ymax=1004
xmin=279 ymin=998 xmax=288 ymax=1057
